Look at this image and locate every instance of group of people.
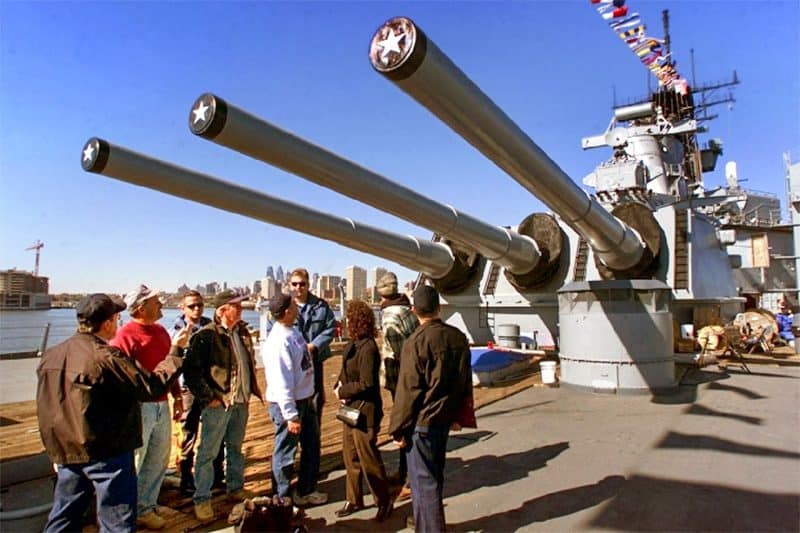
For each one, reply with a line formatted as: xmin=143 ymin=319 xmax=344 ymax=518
xmin=262 ymin=270 xmax=473 ymax=531
xmin=36 ymin=267 xmax=473 ymax=532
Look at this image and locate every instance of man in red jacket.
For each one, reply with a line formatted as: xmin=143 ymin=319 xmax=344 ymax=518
xmin=112 ymin=284 xmax=184 ymax=530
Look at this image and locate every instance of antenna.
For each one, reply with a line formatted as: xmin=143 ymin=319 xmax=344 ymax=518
xmin=25 ymin=240 xmax=44 ymax=276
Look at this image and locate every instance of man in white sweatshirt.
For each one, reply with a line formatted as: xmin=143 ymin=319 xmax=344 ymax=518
xmin=262 ymin=293 xmax=328 ymax=506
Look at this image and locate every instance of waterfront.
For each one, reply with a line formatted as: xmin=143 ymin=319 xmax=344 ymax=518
xmin=0 ymin=307 xmax=263 ymax=356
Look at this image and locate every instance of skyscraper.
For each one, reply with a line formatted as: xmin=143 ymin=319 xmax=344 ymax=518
xmin=345 ymin=266 xmax=367 ymax=302
xmin=266 ymin=266 xmax=274 ymax=279
xmin=368 ymin=267 xmax=388 ymax=289
xmin=276 ymin=266 xmax=284 ymax=282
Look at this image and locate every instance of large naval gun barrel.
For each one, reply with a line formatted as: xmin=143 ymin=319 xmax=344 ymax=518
xmin=80 ymin=138 xmax=468 ymax=284
xmin=188 ymin=94 xmax=560 ymax=285
xmin=369 ymin=17 xmax=659 ymax=277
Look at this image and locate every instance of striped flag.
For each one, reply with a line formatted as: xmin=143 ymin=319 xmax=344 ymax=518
xmin=589 ymin=0 xmax=687 ymax=91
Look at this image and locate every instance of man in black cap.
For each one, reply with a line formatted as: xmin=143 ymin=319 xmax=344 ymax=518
xmin=388 ymin=285 xmax=473 ymax=532
xmin=262 ymin=293 xmax=327 ymax=506
xmin=37 ymin=294 xmax=188 ymax=532
xmin=184 ymin=290 xmax=264 ymax=523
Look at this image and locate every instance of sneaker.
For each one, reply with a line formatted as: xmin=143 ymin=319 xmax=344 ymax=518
xmin=136 ymin=510 xmax=166 ymax=530
xmin=194 ymin=501 xmax=215 ymax=523
xmin=292 ymin=489 xmax=328 ymax=506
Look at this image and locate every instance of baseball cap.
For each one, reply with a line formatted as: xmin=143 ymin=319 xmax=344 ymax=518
xmin=412 ymin=285 xmax=440 ymax=315
xmin=269 ymin=293 xmax=292 ymax=316
xmin=214 ymin=290 xmax=250 ymax=307
xmin=124 ymin=284 xmax=161 ymax=312
xmin=77 ymin=293 xmax=126 ymax=325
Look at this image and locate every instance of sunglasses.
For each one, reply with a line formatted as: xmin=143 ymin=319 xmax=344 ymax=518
xmin=186 ymin=303 xmax=204 ymax=310
xmin=291 ymin=281 xmax=307 ymax=287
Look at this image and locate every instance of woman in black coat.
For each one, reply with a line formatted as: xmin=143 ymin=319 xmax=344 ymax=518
xmin=333 ymin=300 xmax=393 ymax=522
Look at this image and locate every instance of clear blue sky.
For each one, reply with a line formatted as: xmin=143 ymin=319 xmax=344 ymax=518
xmin=1 ymin=1 xmax=798 ymax=294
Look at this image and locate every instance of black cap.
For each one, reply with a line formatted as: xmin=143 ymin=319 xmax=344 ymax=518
xmin=412 ymin=285 xmax=439 ymax=315
xmin=76 ymin=293 xmax=126 ymax=325
xmin=269 ymin=293 xmax=292 ymax=316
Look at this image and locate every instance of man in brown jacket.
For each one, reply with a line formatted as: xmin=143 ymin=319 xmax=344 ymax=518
xmin=184 ymin=291 xmax=264 ymax=522
xmin=37 ymin=293 xmax=188 ymax=532
xmin=388 ymin=285 xmax=473 ymax=532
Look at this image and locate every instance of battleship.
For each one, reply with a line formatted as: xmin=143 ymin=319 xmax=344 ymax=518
xmin=2 ymin=6 xmax=798 ymax=532
xmin=81 ymin=13 xmax=796 ymax=393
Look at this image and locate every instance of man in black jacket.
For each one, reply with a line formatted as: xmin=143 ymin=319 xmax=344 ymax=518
xmin=37 ymin=294 xmax=188 ymax=532
xmin=388 ymin=285 xmax=473 ymax=532
xmin=184 ymin=291 xmax=264 ymax=523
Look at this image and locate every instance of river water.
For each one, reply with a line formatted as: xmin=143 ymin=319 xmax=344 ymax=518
xmin=0 ymin=308 xmax=263 ymax=355
xmin=0 ymin=308 xmax=262 ymax=404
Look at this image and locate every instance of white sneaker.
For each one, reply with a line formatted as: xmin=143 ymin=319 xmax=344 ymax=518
xmin=292 ymin=489 xmax=328 ymax=506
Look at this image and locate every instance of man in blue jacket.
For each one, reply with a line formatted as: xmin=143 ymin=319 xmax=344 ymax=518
xmin=285 ymin=268 xmax=337 ymax=425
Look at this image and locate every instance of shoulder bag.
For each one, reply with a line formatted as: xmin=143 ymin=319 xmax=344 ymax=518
xmin=336 ymin=400 xmax=365 ymax=427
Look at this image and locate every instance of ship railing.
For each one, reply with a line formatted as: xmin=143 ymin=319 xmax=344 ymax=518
xmin=0 ymin=323 xmax=61 ymax=358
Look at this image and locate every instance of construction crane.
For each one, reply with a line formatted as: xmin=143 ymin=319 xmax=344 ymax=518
xmin=25 ymin=239 xmax=44 ymax=276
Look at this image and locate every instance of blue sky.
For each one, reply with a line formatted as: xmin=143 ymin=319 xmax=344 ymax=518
xmin=1 ymin=1 xmax=798 ymax=294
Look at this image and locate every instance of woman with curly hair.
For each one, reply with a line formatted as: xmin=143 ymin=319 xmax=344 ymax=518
xmin=333 ymin=300 xmax=393 ymax=522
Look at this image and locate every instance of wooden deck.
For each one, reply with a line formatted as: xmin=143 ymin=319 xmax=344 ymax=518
xmin=0 ymin=345 xmax=547 ymax=531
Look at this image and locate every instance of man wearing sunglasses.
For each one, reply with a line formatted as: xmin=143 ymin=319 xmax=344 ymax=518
xmin=170 ymin=291 xmax=217 ymax=496
xmin=287 ymin=268 xmax=337 ymax=430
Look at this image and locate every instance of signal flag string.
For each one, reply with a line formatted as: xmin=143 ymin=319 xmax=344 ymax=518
xmin=590 ymin=0 xmax=689 ymax=95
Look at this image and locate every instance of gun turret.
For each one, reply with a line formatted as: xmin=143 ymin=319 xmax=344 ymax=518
xmin=188 ymin=94 xmax=562 ymax=289
xmin=369 ymin=17 xmax=660 ymax=278
xmin=80 ymin=138 xmax=475 ymax=290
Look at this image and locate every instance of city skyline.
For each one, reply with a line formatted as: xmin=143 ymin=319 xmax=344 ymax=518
xmin=1 ymin=3 xmax=797 ymax=293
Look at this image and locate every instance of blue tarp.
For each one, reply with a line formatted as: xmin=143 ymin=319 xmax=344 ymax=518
xmin=470 ymin=348 xmax=531 ymax=373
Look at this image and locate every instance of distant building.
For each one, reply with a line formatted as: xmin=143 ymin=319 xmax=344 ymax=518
xmin=368 ymin=267 xmax=388 ymax=303
xmin=345 ymin=266 xmax=366 ymax=302
xmin=365 ymin=286 xmax=379 ymax=303
xmin=0 ymin=269 xmax=52 ymax=309
xmin=261 ymin=277 xmax=280 ymax=299
xmin=276 ymin=266 xmax=284 ymax=282
xmin=316 ymin=275 xmax=341 ymax=301
xmin=205 ymin=282 xmax=220 ymax=296
xmin=252 ymin=279 xmax=262 ymax=295
xmin=266 ymin=266 xmax=274 ymax=279
xmin=176 ymin=283 xmax=191 ymax=295
xmin=368 ymin=267 xmax=387 ymax=290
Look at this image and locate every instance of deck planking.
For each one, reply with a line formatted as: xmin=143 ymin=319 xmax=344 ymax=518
xmin=1 ymin=345 xmax=544 ymax=531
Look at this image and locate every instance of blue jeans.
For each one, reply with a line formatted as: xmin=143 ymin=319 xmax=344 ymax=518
xmin=194 ymin=402 xmax=249 ymax=503
xmin=269 ymin=399 xmax=320 ymax=498
xmin=45 ymin=452 xmax=137 ymax=533
xmin=406 ymin=424 xmax=450 ymax=533
xmin=135 ymin=401 xmax=171 ymax=514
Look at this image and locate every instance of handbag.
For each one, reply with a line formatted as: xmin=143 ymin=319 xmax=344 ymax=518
xmin=336 ymin=401 xmax=365 ymax=427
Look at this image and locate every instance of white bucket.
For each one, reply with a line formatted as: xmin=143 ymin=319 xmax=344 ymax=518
xmin=540 ymin=361 xmax=557 ymax=384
